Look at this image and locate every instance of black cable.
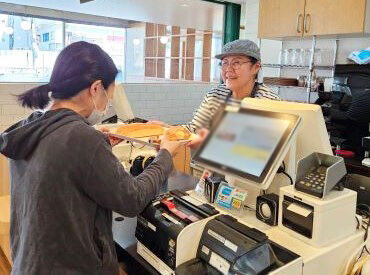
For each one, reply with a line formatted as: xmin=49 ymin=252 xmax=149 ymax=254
xmin=282 ymin=171 xmax=294 ymax=185
xmin=277 ymin=161 xmax=294 ymax=185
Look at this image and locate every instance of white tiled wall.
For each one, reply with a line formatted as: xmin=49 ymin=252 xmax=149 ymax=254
xmin=0 ymin=84 xmax=36 ymax=131
xmin=123 ymin=83 xmax=213 ymax=124
xmin=0 ymin=83 xmax=214 ymax=131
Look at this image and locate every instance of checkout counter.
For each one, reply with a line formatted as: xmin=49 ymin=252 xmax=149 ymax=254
xmin=111 ymin=98 xmax=369 ymax=275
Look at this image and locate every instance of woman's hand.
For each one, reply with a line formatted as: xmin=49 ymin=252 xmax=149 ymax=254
xmin=100 ymin=127 xmax=124 ymax=147
xmin=160 ymin=130 xmax=183 ymax=156
xmin=187 ymin=128 xmax=209 ymax=149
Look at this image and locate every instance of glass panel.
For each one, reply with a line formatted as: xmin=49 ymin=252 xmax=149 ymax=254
xmin=65 ymin=22 xmax=125 ymax=82
xmin=210 ymin=58 xmax=221 ymax=83
xmin=194 ymin=58 xmax=202 ymax=81
xmin=0 ymin=14 xmax=63 ymax=82
xmin=194 ymin=35 xmax=203 ymax=59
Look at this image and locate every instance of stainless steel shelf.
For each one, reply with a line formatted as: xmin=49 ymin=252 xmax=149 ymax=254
xmin=266 ymin=84 xmax=307 ymax=89
xmin=262 ymin=64 xmax=334 ymax=70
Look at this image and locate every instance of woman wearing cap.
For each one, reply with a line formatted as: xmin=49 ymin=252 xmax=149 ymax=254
xmin=186 ymin=39 xmax=280 ymax=148
xmin=0 ymin=41 xmax=181 ymax=274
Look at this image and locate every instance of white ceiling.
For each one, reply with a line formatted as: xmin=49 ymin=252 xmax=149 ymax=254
xmin=2 ymin=0 xmax=230 ymax=31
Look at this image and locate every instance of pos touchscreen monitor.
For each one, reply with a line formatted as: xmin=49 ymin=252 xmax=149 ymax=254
xmin=192 ymin=108 xmax=301 ymax=189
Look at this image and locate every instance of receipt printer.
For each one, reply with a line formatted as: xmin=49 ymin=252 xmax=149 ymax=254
xmin=176 ymin=215 xmax=301 ymax=275
xmin=279 ymin=185 xmax=357 ymax=247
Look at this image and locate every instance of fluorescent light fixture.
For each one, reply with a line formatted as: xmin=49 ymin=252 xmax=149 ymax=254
xmin=20 ymin=20 xmax=31 ymax=31
xmin=160 ymin=36 xmax=169 ymax=44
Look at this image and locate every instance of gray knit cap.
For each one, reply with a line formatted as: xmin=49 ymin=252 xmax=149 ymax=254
xmin=215 ymin=39 xmax=261 ymax=61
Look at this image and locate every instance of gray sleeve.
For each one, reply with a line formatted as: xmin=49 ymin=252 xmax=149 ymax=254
xmin=83 ymin=139 xmax=173 ymax=217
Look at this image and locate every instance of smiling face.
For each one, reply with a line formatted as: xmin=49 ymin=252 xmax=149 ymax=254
xmin=220 ymin=55 xmax=261 ymax=93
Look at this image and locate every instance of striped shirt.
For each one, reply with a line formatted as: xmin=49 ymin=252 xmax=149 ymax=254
xmin=185 ymin=83 xmax=280 ymax=133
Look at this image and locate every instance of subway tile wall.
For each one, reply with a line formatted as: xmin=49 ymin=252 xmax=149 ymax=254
xmin=0 ymin=83 xmax=214 ymax=131
xmin=124 ymin=84 xmax=212 ymax=125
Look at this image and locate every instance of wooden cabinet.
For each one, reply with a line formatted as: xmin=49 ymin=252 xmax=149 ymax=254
xmin=258 ymin=0 xmax=369 ymax=38
xmin=258 ymin=0 xmax=306 ymax=38
xmin=304 ymin=0 xmax=367 ymax=36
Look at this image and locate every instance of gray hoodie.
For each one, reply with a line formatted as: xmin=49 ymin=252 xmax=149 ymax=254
xmin=0 ymin=108 xmax=173 ymax=275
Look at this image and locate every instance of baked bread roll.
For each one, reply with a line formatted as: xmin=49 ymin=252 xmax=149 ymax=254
xmin=167 ymin=126 xmax=191 ymax=141
xmin=116 ymin=123 xmax=164 ymax=138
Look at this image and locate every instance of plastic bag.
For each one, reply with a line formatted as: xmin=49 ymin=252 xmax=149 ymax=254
xmin=348 ymin=47 xmax=370 ymax=64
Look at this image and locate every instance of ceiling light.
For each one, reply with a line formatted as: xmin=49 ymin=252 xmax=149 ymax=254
xmin=160 ymin=36 xmax=169 ymax=44
xmin=4 ymin=26 xmax=13 ymax=35
xmin=20 ymin=20 xmax=31 ymax=31
xmin=133 ymin=38 xmax=140 ymax=45
xmin=181 ymin=3 xmax=189 ymax=7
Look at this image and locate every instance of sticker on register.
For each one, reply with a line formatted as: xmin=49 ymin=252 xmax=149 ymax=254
xmin=208 ymin=230 xmax=238 ymax=252
xmin=215 ymin=184 xmax=233 ymax=209
xmin=209 ymin=251 xmax=230 ymax=275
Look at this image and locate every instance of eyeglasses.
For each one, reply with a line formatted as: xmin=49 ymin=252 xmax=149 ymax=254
xmin=219 ymin=60 xmax=252 ymax=70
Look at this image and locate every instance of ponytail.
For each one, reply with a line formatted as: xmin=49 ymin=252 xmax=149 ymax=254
xmin=17 ymin=84 xmax=51 ymax=110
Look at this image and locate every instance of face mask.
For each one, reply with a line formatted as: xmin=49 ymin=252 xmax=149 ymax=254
xmin=87 ymin=88 xmax=112 ymax=125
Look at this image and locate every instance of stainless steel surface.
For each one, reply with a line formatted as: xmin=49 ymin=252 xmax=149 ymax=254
xmin=307 ymin=35 xmax=317 ymax=103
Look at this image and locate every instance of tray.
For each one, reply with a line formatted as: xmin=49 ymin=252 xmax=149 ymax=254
xmin=109 ymin=128 xmax=198 ymax=148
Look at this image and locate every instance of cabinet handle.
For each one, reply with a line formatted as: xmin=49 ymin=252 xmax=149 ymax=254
xmin=304 ymin=13 xmax=311 ymax=33
xmin=296 ymin=14 xmax=303 ymax=33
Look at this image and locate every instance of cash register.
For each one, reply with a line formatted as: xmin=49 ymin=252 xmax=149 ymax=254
xmin=135 ymin=99 xmax=363 ymax=275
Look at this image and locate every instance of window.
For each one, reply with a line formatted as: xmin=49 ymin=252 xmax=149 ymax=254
xmin=0 ymin=12 xmax=223 ymax=83
xmin=65 ymin=23 xmax=125 ymax=83
xmin=125 ymin=23 xmax=223 ymax=83
xmin=42 ymin=33 xmax=49 ymax=42
xmin=0 ymin=14 xmax=63 ymax=82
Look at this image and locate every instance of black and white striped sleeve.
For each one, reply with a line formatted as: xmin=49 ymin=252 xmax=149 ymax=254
xmin=185 ymin=94 xmax=220 ymax=133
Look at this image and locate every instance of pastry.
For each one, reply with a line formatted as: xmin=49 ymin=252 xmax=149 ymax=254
xmin=167 ymin=126 xmax=191 ymax=141
xmin=115 ymin=123 xmax=164 ymax=138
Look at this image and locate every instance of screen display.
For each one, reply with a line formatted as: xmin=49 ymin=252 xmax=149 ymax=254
xmin=198 ymin=111 xmax=290 ymax=178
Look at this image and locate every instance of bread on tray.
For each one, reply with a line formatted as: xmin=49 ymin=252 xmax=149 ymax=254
xmin=115 ymin=123 xmax=165 ymax=138
xmin=167 ymin=126 xmax=191 ymax=141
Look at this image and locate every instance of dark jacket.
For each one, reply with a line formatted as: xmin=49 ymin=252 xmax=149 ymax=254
xmin=0 ymin=109 xmax=173 ymax=275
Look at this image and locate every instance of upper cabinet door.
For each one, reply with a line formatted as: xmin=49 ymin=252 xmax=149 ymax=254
xmin=303 ymin=0 xmax=367 ymax=36
xmin=258 ymin=0 xmax=306 ymax=39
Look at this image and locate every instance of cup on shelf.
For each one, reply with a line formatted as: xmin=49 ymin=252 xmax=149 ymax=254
xmin=289 ymin=49 xmax=297 ymax=66
xmin=304 ymin=49 xmax=312 ymax=66
xmin=314 ymin=49 xmax=322 ymax=66
xmin=282 ymin=49 xmax=289 ymax=65
xmin=320 ymin=49 xmax=334 ymax=66
xmin=297 ymin=49 xmax=305 ymax=66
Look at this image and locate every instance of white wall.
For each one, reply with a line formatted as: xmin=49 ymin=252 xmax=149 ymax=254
xmin=0 ymin=83 xmax=213 ymax=131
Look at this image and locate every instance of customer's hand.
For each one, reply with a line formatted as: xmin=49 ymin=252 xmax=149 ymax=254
xmin=160 ymin=130 xmax=183 ymax=156
xmin=187 ymin=128 xmax=209 ymax=149
xmin=100 ymin=127 xmax=124 ymax=147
